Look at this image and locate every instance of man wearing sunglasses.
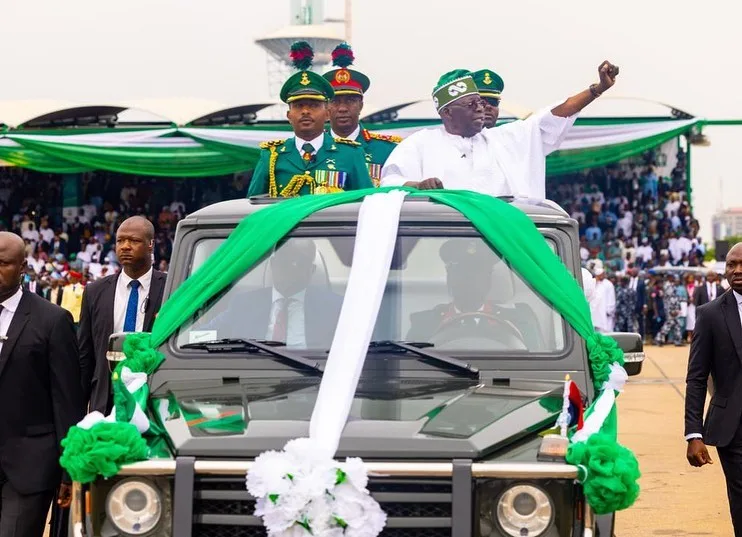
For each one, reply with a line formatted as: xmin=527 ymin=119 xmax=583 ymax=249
xmin=380 ymin=61 xmax=619 ymax=200
xmin=472 ymin=69 xmax=504 ymax=129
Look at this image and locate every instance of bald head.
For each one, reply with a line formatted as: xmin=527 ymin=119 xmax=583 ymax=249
xmin=0 ymin=232 xmax=26 ymax=263
xmin=118 ymin=216 xmax=154 ymax=242
xmin=0 ymin=232 xmax=26 ymax=300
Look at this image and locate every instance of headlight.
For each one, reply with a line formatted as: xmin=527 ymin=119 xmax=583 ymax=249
xmin=495 ymin=484 xmax=553 ymax=537
xmin=105 ymin=478 xmax=163 ymax=535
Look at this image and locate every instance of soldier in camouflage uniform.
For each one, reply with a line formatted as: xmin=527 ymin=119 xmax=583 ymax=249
xmin=615 ymin=275 xmax=637 ymax=332
xmin=655 ymin=274 xmax=684 ymax=346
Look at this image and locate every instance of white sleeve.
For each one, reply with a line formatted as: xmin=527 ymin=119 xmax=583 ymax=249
xmin=380 ymin=132 xmax=425 ymax=186
xmin=483 ymin=102 xmax=576 ymax=200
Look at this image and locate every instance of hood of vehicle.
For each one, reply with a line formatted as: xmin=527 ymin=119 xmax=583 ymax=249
xmin=153 ymin=376 xmax=564 ymax=459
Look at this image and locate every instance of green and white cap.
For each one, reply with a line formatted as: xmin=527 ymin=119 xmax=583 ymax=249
xmin=432 ymin=69 xmax=479 ymax=112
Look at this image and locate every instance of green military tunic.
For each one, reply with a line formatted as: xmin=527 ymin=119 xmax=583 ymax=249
xmin=247 ymin=132 xmax=373 ymax=198
xmin=357 ymin=125 xmax=400 ymax=187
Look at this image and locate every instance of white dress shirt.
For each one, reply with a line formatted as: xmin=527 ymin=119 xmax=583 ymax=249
xmin=707 ymin=282 xmax=717 ymax=302
xmin=686 ymin=290 xmax=742 ymax=441
xmin=0 ymin=288 xmax=23 ymax=354
xmin=380 ymin=103 xmax=577 ymax=200
xmin=113 ymin=268 xmax=153 ymax=333
xmin=294 ymin=133 xmax=325 ymax=156
xmin=330 ymin=125 xmax=361 ymax=142
xmin=266 ymin=288 xmax=306 ymax=347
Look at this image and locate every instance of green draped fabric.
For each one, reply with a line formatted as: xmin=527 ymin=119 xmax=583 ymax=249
xmin=0 ymin=145 xmax=92 ymax=173
xmin=11 ymin=137 xmax=251 ymax=178
xmin=181 ymin=132 xmax=262 ymax=168
xmin=153 ymin=187 xmax=593 ymax=350
xmin=546 ymin=123 xmax=693 ymax=176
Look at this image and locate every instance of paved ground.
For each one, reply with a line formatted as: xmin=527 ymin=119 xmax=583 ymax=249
xmin=615 ymin=344 xmax=732 ymax=536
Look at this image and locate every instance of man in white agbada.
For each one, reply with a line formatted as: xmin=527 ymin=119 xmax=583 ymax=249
xmin=589 ymin=268 xmax=617 ymax=333
xmin=380 ymin=62 xmax=619 ymax=199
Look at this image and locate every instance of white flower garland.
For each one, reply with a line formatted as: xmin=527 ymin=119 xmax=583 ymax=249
xmin=246 ymin=439 xmax=386 ymax=537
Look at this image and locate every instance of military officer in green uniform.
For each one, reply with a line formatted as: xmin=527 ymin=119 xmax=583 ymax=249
xmin=247 ymin=41 xmax=373 ymax=198
xmin=322 ymin=43 xmax=400 ymax=187
xmin=472 ymin=69 xmax=505 ymax=129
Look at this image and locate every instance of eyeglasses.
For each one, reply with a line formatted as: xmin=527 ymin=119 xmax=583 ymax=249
xmin=452 ymin=96 xmax=485 ymax=110
xmin=484 ymin=97 xmax=501 ymax=107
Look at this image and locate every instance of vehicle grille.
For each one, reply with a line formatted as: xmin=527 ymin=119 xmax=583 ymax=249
xmin=193 ymin=476 xmax=453 ymax=537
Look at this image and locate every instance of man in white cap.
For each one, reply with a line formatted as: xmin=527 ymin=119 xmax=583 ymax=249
xmin=589 ymin=267 xmax=616 ymax=333
xmin=380 ymin=61 xmax=619 ymax=199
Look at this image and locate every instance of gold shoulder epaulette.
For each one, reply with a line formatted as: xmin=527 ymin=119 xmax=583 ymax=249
xmin=334 ymin=137 xmax=362 ymax=147
xmin=365 ymin=130 xmax=402 ymax=144
xmin=259 ymin=139 xmax=286 ymax=150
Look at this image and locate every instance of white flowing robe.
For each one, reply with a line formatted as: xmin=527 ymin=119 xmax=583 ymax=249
xmin=590 ymin=279 xmax=617 ymax=333
xmin=380 ymin=102 xmax=577 ymax=199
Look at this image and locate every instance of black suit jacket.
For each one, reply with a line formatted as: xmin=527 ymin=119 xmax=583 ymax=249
xmin=632 ymin=278 xmax=647 ymax=313
xmin=693 ymin=283 xmax=721 ymax=307
xmin=79 ymin=270 xmax=166 ymax=414
xmin=204 ymin=287 xmax=343 ymax=348
xmin=685 ymin=290 xmax=742 ymax=447
xmin=0 ymin=290 xmax=84 ymax=494
xmin=44 ymin=286 xmax=64 ymax=306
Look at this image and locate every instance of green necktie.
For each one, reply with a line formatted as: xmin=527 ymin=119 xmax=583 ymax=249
xmin=302 ymin=142 xmax=314 ymax=162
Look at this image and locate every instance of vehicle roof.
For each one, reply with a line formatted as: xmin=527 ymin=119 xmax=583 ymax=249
xmin=184 ymin=195 xmax=572 ymax=227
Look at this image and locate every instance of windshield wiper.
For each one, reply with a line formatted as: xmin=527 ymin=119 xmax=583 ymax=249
xmin=367 ymin=340 xmax=479 ymax=379
xmin=181 ymin=338 xmax=323 ymax=375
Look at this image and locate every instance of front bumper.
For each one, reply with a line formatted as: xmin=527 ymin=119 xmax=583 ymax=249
xmin=72 ymin=459 xmax=593 ymax=537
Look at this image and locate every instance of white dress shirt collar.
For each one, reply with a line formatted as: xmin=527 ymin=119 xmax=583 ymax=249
xmin=733 ymin=290 xmax=742 ymax=305
xmin=120 ymin=267 xmax=153 ymax=291
xmin=272 ymin=288 xmax=306 ymax=304
xmin=2 ymin=287 xmax=24 ymax=314
xmin=294 ymin=133 xmax=325 ymax=155
xmin=330 ymin=125 xmax=361 ymax=142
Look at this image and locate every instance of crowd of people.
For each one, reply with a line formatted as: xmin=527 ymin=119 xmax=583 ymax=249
xmin=0 ymin=167 xmax=250 ymax=319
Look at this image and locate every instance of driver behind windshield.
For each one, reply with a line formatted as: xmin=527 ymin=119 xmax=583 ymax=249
xmin=201 ymin=239 xmax=342 ymax=348
xmin=406 ymin=239 xmax=544 ymax=349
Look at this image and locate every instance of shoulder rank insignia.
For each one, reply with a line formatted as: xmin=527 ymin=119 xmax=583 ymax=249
xmin=362 ymin=129 xmax=402 ymax=144
xmin=334 ymin=137 xmax=362 ymax=147
xmin=259 ymin=139 xmax=286 ymax=150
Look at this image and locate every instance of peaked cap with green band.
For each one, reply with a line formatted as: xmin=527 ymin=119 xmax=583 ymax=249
xmin=323 ymin=42 xmax=370 ymax=96
xmin=472 ymin=69 xmax=505 ymax=98
xmin=280 ymin=41 xmax=336 ymax=104
xmin=432 ymin=69 xmax=479 ymax=112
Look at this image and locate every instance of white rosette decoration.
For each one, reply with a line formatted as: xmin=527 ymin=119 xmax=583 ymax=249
xmin=246 ymin=191 xmax=409 ymax=537
xmin=246 ymin=439 xmax=386 ymax=537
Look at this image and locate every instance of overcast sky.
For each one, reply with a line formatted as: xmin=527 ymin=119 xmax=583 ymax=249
xmin=3 ymin=0 xmax=741 ymax=241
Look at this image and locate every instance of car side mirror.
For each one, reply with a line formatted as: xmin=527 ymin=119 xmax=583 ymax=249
xmin=606 ymin=331 xmax=645 ymax=376
xmin=106 ymin=331 xmax=132 ymax=372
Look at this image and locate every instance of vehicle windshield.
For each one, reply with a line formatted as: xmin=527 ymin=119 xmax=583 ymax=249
xmin=176 ymin=232 xmax=567 ymax=355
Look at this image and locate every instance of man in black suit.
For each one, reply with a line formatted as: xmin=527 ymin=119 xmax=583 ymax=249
xmin=693 ymin=270 xmax=721 ymax=308
xmin=201 ymin=239 xmax=342 ymax=348
xmin=685 ymin=242 xmax=742 ymax=535
xmin=45 ymin=277 xmax=64 ymax=306
xmin=23 ymin=269 xmax=44 ymax=297
xmin=0 ymin=232 xmax=84 ymax=537
xmin=406 ymin=239 xmax=543 ymax=350
xmin=628 ymin=267 xmax=647 ymax=338
xmin=79 ymin=216 xmax=166 ymax=414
